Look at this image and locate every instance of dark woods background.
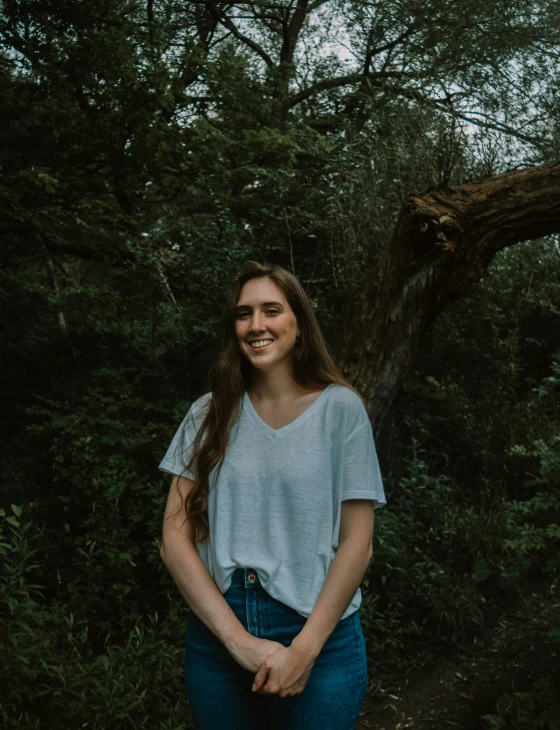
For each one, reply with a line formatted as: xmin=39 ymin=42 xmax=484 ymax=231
xmin=1 ymin=1 xmax=559 ymax=728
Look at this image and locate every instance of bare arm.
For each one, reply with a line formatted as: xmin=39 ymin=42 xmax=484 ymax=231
xmin=291 ymin=499 xmax=374 ymax=659
xmin=160 ymin=475 xmax=247 ymax=648
xmin=160 ymin=475 xmax=283 ymax=670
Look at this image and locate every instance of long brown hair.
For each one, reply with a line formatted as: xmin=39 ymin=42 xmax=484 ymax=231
xmin=174 ymin=260 xmax=363 ymax=543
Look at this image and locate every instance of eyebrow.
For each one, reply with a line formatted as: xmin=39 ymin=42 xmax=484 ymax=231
xmin=234 ymin=301 xmax=284 ymax=311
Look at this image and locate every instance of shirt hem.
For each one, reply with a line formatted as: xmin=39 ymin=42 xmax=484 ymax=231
xmin=158 ymin=462 xmax=196 ymax=480
xmin=341 ymin=490 xmax=387 ymax=507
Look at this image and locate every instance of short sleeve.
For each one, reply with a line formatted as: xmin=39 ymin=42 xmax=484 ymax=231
xmin=158 ymin=403 xmax=203 ymax=480
xmin=341 ymin=421 xmax=386 ymax=508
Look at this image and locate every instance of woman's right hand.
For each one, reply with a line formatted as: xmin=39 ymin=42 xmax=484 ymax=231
xmin=227 ymin=631 xmax=285 ymax=673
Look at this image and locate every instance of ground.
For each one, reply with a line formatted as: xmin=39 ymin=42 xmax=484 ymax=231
xmin=357 ymin=575 xmax=559 ymax=730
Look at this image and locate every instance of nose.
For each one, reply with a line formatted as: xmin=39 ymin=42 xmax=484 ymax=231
xmin=250 ymin=311 xmax=266 ymax=333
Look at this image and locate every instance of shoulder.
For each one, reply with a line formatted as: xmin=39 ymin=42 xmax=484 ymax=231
xmin=325 ymin=383 xmax=367 ymax=413
xmin=190 ymin=391 xmax=212 ymax=414
xmin=325 ymin=383 xmax=364 ymax=407
xmin=184 ymin=391 xmax=212 ymax=427
xmin=324 ymin=384 xmax=370 ymax=434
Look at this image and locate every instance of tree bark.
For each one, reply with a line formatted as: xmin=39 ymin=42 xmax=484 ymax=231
xmin=335 ymin=160 xmax=560 ymax=437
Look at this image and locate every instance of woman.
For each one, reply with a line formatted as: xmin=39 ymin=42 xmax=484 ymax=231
xmin=159 ymin=261 xmax=386 ymax=730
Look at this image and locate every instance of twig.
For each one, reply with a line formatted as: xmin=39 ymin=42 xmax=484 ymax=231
xmin=283 ymin=206 xmax=295 ymax=275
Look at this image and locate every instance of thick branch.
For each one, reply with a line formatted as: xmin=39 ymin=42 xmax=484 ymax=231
xmin=280 ymin=0 xmax=309 ymax=67
xmin=335 ymin=161 xmax=560 ymax=436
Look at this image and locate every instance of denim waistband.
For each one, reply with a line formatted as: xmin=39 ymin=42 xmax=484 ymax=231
xmin=229 ymin=566 xmax=262 ymax=588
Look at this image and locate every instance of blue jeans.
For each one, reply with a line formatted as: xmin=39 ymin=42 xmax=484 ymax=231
xmin=184 ymin=567 xmax=367 ymax=730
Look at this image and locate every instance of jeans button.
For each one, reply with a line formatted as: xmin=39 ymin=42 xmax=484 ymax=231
xmin=247 ymin=572 xmax=257 ymax=583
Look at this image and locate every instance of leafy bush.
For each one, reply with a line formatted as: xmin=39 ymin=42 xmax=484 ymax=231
xmin=0 ymin=505 xmax=192 ymax=730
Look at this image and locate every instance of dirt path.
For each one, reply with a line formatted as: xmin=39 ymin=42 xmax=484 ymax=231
xmin=356 ymin=576 xmax=559 ymax=730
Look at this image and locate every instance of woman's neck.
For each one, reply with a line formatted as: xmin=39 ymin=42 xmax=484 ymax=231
xmin=247 ymin=367 xmax=310 ymax=405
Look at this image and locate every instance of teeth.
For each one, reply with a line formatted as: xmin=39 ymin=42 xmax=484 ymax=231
xmin=250 ymin=340 xmax=273 ymax=348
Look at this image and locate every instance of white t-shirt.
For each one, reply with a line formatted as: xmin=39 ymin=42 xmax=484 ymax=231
xmin=159 ymin=383 xmax=386 ymax=619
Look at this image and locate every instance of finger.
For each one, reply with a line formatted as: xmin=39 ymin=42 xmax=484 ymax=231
xmin=252 ymin=667 xmax=264 ymax=692
xmin=258 ymin=675 xmax=276 ymax=695
xmin=259 ymin=679 xmax=277 ymax=695
xmin=257 ymin=671 xmax=277 ymax=695
xmin=252 ymin=665 xmax=270 ymax=692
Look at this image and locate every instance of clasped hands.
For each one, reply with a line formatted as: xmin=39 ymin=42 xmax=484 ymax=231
xmin=229 ymin=633 xmax=316 ymax=698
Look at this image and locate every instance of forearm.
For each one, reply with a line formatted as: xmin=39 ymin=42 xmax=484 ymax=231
xmin=292 ymin=540 xmax=372 ymax=660
xmin=160 ymin=535 xmax=248 ymax=652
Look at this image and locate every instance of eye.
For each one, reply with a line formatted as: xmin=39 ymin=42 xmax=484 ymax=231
xmin=267 ymin=309 xmax=280 ymax=315
xmin=236 ymin=311 xmax=250 ymax=319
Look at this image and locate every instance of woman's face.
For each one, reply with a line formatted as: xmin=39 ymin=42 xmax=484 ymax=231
xmin=234 ymin=277 xmax=300 ymax=372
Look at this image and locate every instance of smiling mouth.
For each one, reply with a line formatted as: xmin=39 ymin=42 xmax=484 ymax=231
xmin=249 ymin=339 xmax=274 ymax=350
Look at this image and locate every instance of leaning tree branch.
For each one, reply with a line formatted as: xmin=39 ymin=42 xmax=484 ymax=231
xmin=335 ymin=160 xmax=560 ymax=437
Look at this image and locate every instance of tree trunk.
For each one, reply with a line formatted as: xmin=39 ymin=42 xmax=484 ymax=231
xmin=335 ymin=161 xmax=560 ymax=437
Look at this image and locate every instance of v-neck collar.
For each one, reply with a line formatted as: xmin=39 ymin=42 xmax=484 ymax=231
xmin=243 ymin=384 xmax=334 ymax=439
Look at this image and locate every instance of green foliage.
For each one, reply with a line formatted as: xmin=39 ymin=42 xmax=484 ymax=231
xmin=1 ymin=0 xmax=560 ymax=726
xmin=482 ymin=637 xmax=560 ymax=730
xmin=483 ymin=680 xmax=560 ymax=730
xmin=361 ymin=444 xmax=488 ymax=666
xmin=0 ymin=505 xmax=192 ymax=729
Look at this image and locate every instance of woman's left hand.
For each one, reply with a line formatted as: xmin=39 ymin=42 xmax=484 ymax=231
xmin=252 ymin=643 xmax=315 ymax=697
